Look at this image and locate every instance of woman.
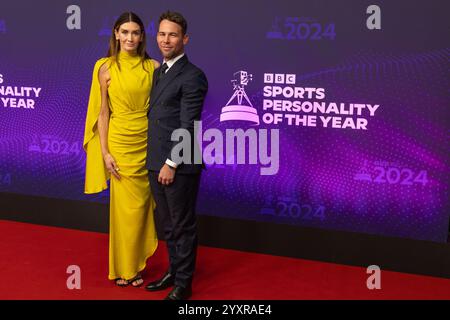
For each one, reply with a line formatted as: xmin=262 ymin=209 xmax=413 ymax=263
xmin=83 ymin=12 xmax=159 ymax=287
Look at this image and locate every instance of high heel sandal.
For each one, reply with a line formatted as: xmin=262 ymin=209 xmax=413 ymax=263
xmin=115 ymin=278 xmax=130 ymax=287
xmin=129 ymin=274 xmax=144 ymax=288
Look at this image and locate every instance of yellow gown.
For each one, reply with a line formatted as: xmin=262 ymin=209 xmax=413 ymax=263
xmin=83 ymin=51 xmax=158 ymax=281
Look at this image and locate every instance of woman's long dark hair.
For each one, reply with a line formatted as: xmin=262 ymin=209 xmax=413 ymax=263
xmin=107 ymin=12 xmax=150 ymax=71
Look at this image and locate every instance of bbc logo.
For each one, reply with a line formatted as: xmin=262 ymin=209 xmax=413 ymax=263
xmin=264 ymin=73 xmax=296 ymax=84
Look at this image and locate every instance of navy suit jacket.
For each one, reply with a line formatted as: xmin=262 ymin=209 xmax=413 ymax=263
xmin=146 ymin=55 xmax=208 ymax=174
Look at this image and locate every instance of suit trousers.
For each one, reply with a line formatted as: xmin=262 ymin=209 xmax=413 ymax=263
xmin=148 ymin=170 xmax=201 ymax=288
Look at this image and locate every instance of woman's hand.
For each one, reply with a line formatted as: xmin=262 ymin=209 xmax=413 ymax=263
xmin=103 ymin=153 xmax=121 ymax=180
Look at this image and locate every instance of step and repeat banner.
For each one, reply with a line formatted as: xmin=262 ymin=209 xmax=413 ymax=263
xmin=0 ymin=1 xmax=448 ymax=242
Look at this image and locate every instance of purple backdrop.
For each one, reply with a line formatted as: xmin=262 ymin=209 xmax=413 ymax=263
xmin=0 ymin=0 xmax=448 ymax=242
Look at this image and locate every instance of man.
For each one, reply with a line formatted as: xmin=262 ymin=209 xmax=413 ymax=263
xmin=145 ymin=11 xmax=208 ymax=300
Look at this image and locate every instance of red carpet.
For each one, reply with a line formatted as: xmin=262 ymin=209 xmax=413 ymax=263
xmin=0 ymin=220 xmax=449 ymax=300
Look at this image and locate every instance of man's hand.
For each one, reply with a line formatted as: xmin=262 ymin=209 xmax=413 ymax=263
xmin=158 ymin=164 xmax=175 ymax=185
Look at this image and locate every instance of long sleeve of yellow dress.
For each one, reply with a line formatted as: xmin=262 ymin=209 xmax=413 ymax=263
xmin=83 ymin=58 xmax=110 ymax=194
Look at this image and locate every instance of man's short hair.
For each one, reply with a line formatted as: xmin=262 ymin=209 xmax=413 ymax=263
xmin=159 ymin=11 xmax=187 ymax=35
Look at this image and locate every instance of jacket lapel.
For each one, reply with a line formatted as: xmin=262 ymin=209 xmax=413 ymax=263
xmin=150 ymin=55 xmax=189 ymax=109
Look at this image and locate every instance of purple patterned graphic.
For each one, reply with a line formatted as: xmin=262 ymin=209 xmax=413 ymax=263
xmin=196 ymin=48 xmax=449 ymax=242
xmin=0 ymin=1 xmax=448 ymax=242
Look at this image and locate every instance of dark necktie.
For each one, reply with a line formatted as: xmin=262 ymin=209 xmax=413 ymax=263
xmin=157 ymin=63 xmax=168 ymax=84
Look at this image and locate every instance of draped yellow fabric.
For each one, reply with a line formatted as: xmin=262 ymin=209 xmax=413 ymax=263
xmin=83 ymin=57 xmax=110 ymax=194
xmin=83 ymin=52 xmax=158 ymax=280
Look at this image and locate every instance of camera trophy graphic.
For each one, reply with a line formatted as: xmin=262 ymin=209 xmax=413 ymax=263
xmin=220 ymin=70 xmax=259 ymax=125
xmin=354 ymin=160 xmax=372 ymax=182
xmin=266 ymin=17 xmax=283 ymax=39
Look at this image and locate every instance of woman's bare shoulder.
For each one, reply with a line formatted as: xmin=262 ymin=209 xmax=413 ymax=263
xmin=97 ymin=58 xmax=111 ymax=83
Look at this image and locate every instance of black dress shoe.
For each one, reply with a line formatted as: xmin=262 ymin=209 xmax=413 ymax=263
xmin=164 ymin=285 xmax=192 ymax=300
xmin=145 ymin=272 xmax=174 ymax=291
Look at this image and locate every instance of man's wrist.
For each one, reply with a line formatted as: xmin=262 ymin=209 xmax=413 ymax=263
xmin=165 ymin=159 xmax=177 ymax=170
